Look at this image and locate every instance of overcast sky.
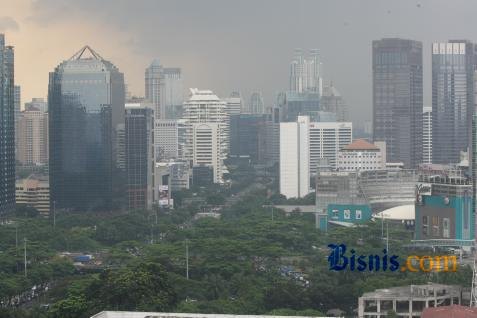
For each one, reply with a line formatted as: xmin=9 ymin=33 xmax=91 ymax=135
xmin=1 ymin=0 xmax=476 ymax=123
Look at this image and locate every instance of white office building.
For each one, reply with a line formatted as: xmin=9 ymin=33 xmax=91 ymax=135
xmin=280 ymin=116 xmax=310 ymax=198
xmin=337 ymin=139 xmax=385 ymax=171
xmin=309 ymin=121 xmax=352 ymax=173
xmin=183 ymin=88 xmax=228 ymax=183
xmin=155 ymin=119 xmax=187 ymax=161
xmin=423 ymin=106 xmax=432 ymax=164
xmin=191 ymin=123 xmax=223 ymax=183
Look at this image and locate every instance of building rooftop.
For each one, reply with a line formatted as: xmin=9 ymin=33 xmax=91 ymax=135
xmin=360 ymin=283 xmax=461 ymax=300
xmin=342 ymin=139 xmax=378 ymax=151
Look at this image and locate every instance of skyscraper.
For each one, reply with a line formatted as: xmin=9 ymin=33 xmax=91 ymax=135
xmin=290 ymin=48 xmax=322 ymax=95
xmin=125 ymin=105 xmax=155 ymax=210
xmin=225 ymin=91 xmax=242 ymax=116
xmin=280 ymin=116 xmax=310 ymax=198
xmin=182 ymin=88 xmax=228 ymax=183
xmin=155 ymin=119 xmax=187 ymax=161
xmin=249 ymin=91 xmax=265 ymax=114
xmin=320 ymin=82 xmax=348 ymax=121
xmin=372 ymin=38 xmax=423 ymax=168
xmin=48 ymin=46 xmax=125 ymax=211
xmin=432 ymin=40 xmax=476 ymax=164
xmin=0 ymin=34 xmax=15 ymax=215
xmin=162 ymin=67 xmax=183 ymax=119
xmin=145 ymin=59 xmax=163 ymax=120
xmin=25 ymin=98 xmax=47 ymax=112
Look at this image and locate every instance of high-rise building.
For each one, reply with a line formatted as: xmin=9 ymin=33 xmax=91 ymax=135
xmin=14 ymin=85 xmax=20 ymax=157
xmin=125 ymin=105 xmax=155 ymax=210
xmin=309 ymin=121 xmax=352 ymax=173
xmin=290 ymin=48 xmax=322 ymax=94
xmin=259 ymin=106 xmax=281 ymax=165
xmin=155 ymin=119 xmax=187 ymax=161
xmin=25 ymin=98 xmax=47 ymax=112
xmin=162 ymin=67 xmax=183 ymax=119
xmin=17 ymin=108 xmax=48 ymax=166
xmin=320 ymin=82 xmax=348 ymax=121
xmin=190 ymin=123 xmax=223 ymax=184
xmin=48 ymin=46 xmax=125 ymax=211
xmin=183 ymin=88 xmax=229 ymax=183
xmin=280 ymin=116 xmax=310 ymax=198
xmin=225 ymin=91 xmax=242 ymax=116
xmin=0 ymin=34 xmax=15 ymax=215
xmin=249 ymin=91 xmax=265 ymax=114
xmin=423 ymin=106 xmax=432 ymax=164
xmin=230 ymin=114 xmax=266 ymax=162
xmin=432 ymin=41 xmax=476 ymax=164
xmin=145 ymin=59 xmax=163 ymax=120
xmin=278 ymin=91 xmax=321 ymax=122
xmin=372 ymin=38 xmax=423 ymax=168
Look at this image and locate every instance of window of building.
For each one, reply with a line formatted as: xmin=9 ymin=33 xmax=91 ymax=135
xmin=344 ymin=209 xmax=351 ymax=219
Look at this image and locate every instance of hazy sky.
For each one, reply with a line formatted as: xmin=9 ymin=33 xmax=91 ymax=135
xmin=1 ymin=0 xmax=476 ymax=123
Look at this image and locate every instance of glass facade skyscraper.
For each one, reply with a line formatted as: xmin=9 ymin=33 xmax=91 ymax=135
xmin=48 ymin=46 xmax=125 ymax=211
xmin=432 ymin=40 xmax=476 ymax=165
xmin=0 ymin=34 xmax=15 ymax=215
xmin=372 ymin=38 xmax=423 ymax=168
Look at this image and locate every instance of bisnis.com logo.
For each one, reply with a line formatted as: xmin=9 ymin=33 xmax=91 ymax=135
xmin=327 ymin=244 xmax=457 ymax=272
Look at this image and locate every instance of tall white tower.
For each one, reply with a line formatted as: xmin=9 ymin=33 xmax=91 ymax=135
xmin=183 ymin=88 xmax=229 ymax=183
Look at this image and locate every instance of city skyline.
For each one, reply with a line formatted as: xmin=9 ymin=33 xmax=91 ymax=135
xmin=3 ymin=0 xmax=477 ymax=124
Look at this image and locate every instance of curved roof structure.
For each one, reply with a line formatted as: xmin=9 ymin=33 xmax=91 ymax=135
xmin=374 ymin=204 xmax=415 ymax=221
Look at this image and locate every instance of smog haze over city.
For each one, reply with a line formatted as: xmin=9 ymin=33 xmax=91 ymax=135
xmin=3 ymin=1 xmax=477 ymax=318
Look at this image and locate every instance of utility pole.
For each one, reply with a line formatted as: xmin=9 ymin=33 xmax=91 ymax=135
xmin=24 ymin=238 xmax=27 ymax=278
xmin=271 ymin=206 xmax=274 ymax=222
xmin=185 ymin=239 xmax=189 ymax=280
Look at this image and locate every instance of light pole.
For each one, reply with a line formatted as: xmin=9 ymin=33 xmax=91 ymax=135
xmin=185 ymin=239 xmax=189 ymax=280
xmin=24 ymin=238 xmax=27 ymax=278
xmin=53 ymin=200 xmax=56 ymax=229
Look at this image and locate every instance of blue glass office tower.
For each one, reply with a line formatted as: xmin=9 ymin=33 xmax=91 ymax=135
xmin=48 ymin=46 xmax=125 ymax=211
xmin=0 ymin=34 xmax=15 ymax=215
xmin=432 ymin=40 xmax=476 ymax=164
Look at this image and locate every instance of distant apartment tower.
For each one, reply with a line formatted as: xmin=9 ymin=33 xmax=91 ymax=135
xmin=423 ymin=106 xmax=432 ymax=164
xmin=260 ymin=106 xmax=281 ymax=165
xmin=48 ymin=46 xmax=125 ymax=211
xmin=125 ymin=105 xmax=155 ymax=210
xmin=290 ymin=48 xmax=322 ymax=94
xmin=337 ymin=139 xmax=385 ymax=172
xmin=0 ymin=34 xmax=15 ymax=215
xmin=320 ymin=82 xmax=348 ymax=121
xmin=432 ymin=41 xmax=476 ymax=164
xmin=183 ymin=88 xmax=229 ymax=183
xmin=25 ymin=98 xmax=47 ymax=112
xmin=249 ymin=91 xmax=265 ymax=114
xmin=372 ymin=38 xmax=423 ymax=169
xmin=280 ymin=116 xmax=310 ymax=198
xmin=155 ymin=119 xmax=187 ymax=161
xmin=145 ymin=59 xmax=163 ymax=119
xmin=225 ymin=91 xmax=242 ymax=116
xmin=309 ymin=121 xmax=352 ymax=173
xmin=17 ymin=109 xmax=49 ymax=166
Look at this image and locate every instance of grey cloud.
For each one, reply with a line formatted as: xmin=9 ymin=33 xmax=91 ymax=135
xmin=0 ymin=16 xmax=19 ymax=31
xmin=25 ymin=0 xmax=477 ymax=123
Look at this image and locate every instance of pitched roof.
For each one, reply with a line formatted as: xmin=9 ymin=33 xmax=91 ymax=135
xmin=342 ymin=139 xmax=379 ymax=151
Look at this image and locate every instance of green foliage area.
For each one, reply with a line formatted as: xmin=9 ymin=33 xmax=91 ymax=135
xmin=0 ymin=164 xmax=472 ymax=317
